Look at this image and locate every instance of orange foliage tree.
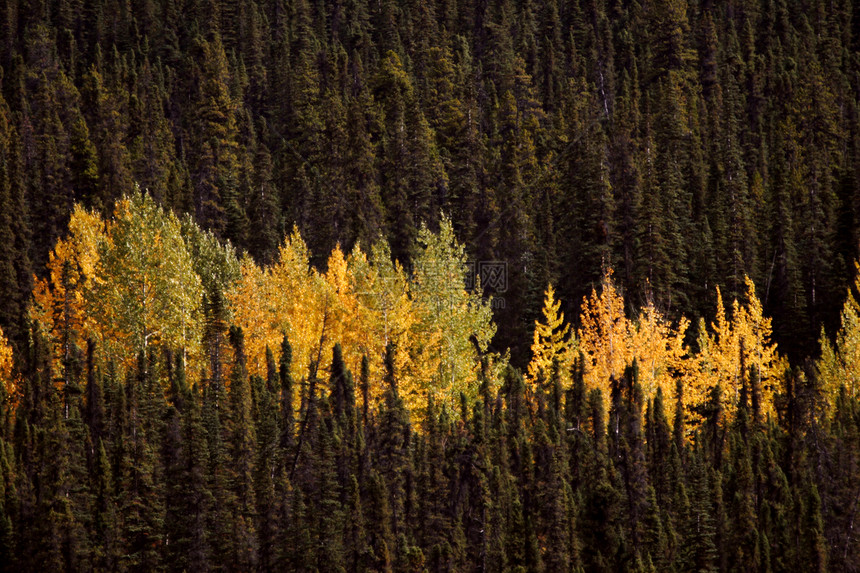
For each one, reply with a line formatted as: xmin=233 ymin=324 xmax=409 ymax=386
xmin=0 ymin=326 xmax=14 ymax=406
xmin=695 ymin=276 xmax=782 ymax=418
xmin=578 ymin=270 xmax=690 ymax=416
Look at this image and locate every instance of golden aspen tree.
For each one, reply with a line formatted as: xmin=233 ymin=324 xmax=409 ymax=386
xmin=270 ymin=231 xmax=329 ymax=385
xmin=631 ymin=302 xmax=690 ymax=406
xmin=31 ymin=193 xmax=205 ymax=379
xmin=347 ymin=240 xmax=416 ymax=404
xmin=527 ymin=284 xmax=574 ymax=387
xmin=578 ymin=269 xmax=693 ymax=414
xmin=0 ymin=326 xmax=14 ymax=405
xmin=30 ymin=204 xmax=105 ymax=374
xmin=696 ymin=276 xmax=781 ymax=417
xmin=578 ymin=269 xmax=633 ymax=400
xmin=322 ymin=246 xmax=363 ymax=375
xmin=228 ymin=254 xmax=278 ymax=377
xmin=818 ymin=261 xmax=860 ymax=406
xmin=228 ymin=227 xmax=326 ymax=384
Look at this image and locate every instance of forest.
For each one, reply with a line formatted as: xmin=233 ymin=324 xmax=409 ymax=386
xmin=0 ymin=0 xmax=860 ymax=570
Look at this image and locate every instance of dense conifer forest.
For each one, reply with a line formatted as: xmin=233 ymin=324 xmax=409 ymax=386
xmin=1 ymin=0 xmax=860 ymax=570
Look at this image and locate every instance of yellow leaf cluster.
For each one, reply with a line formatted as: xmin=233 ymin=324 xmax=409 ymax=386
xmin=405 ymin=218 xmax=495 ymax=412
xmin=527 ymin=284 xmax=574 ymax=386
xmin=695 ymin=277 xmax=782 ymax=418
xmin=578 ymin=271 xmax=632 ymax=398
xmin=228 ymin=228 xmax=325 ymax=386
xmin=631 ymin=303 xmax=690 ymax=406
xmin=227 ymin=218 xmax=494 ymax=414
xmin=818 ymin=261 xmax=860 ymax=407
xmin=228 ymin=233 xmax=418 ymax=410
xmin=577 ymin=271 xmax=690 ymax=413
xmin=30 ymin=193 xmax=204 ymax=380
xmin=29 ymin=204 xmax=105 ymax=375
xmin=347 ymin=242 xmax=415 ymax=402
xmin=0 ymin=326 xmax=14 ymax=404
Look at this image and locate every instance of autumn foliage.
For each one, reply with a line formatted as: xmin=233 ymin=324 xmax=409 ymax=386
xmin=16 ymin=192 xmax=860 ymax=432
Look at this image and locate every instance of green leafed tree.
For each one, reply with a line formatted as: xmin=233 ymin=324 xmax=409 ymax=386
xmin=90 ymin=190 xmax=203 ymax=372
xmin=409 ymin=215 xmax=496 ymax=411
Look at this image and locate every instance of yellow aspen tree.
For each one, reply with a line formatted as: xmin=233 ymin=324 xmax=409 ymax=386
xmin=30 ymin=204 xmax=105 ymax=374
xmin=696 ymin=276 xmax=781 ymax=418
xmin=91 ymin=192 xmax=203 ymax=372
xmin=32 ymin=193 xmax=204 ymax=379
xmin=270 ymin=228 xmax=328 ymax=383
xmin=408 ymin=216 xmax=495 ymax=413
xmin=0 ymin=326 xmax=14 ymax=406
xmin=229 ymin=227 xmax=325 ymax=385
xmin=818 ymin=261 xmax=860 ymax=406
xmin=527 ymin=284 xmax=574 ymax=387
xmin=347 ymin=241 xmax=416 ymax=405
xmin=631 ymin=302 xmax=691 ymax=406
xmin=578 ymin=269 xmax=633 ymax=401
xmin=228 ymin=255 xmax=278 ymax=377
xmin=322 ymin=245 xmax=363 ymax=375
xmin=578 ymin=269 xmax=694 ymax=416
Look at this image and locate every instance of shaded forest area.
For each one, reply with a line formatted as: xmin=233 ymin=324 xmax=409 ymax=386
xmin=0 ymin=0 xmax=859 ymax=363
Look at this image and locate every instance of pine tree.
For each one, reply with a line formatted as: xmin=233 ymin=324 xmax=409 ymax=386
xmin=226 ymin=326 xmax=258 ymax=569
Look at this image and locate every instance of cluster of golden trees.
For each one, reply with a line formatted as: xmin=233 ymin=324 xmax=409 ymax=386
xmin=11 ymin=192 xmax=860 ymax=423
xmin=528 ymin=272 xmax=785 ymax=421
xmin=26 ymin=192 xmax=497 ymax=413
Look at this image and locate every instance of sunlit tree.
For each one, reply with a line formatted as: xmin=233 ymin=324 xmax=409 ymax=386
xmin=696 ymin=276 xmax=781 ymax=417
xmin=527 ymin=284 xmax=574 ymax=387
xmin=408 ymin=215 xmax=496 ymax=411
xmin=818 ymin=261 xmax=860 ymax=407
xmin=0 ymin=326 xmax=13 ymax=405
xmin=91 ymin=192 xmax=203 ymax=370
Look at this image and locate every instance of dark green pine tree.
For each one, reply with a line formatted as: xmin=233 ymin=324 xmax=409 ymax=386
xmin=0 ymin=439 xmax=16 ymax=573
xmin=309 ymin=408 xmax=346 ymax=571
xmin=128 ymin=57 xmax=187 ymax=211
xmin=279 ymin=334 xmax=295 ymax=459
xmin=0 ymin=86 xmax=32 ymax=348
xmin=329 ymin=343 xmax=360 ymax=517
xmin=83 ymin=339 xmax=104 ymax=451
xmin=244 ymin=137 xmax=280 ymax=265
xmin=226 ymin=326 xmax=258 ymax=569
xmin=764 ymin=120 xmax=804 ymax=357
xmin=364 ymin=468 xmax=395 ymax=572
xmin=81 ymin=62 xmax=133 ymax=211
xmin=181 ymin=376 xmax=212 ymax=573
xmin=560 ymin=88 xmax=616 ymax=298
xmin=682 ymin=445 xmax=717 ymax=572
xmin=189 ymin=31 xmax=243 ymax=240
xmin=725 ymin=410 xmax=761 ymax=572
xmin=345 ymin=473 xmax=373 ymax=570
xmin=796 ymin=469 xmax=828 ymax=573
xmin=579 ymin=387 xmax=624 ymax=572
xmin=416 ymin=396 xmax=450 ymax=559
xmin=377 ymin=342 xmax=411 ymax=549
xmin=91 ymin=423 xmax=119 ymax=567
xmin=162 ymin=399 xmax=188 ymax=572
xmin=202 ymin=343 xmax=232 ymax=568
xmin=118 ymin=354 xmax=165 ymax=572
xmin=254 ymin=348 xmax=281 ymax=571
xmin=375 ymin=51 xmax=446 ymax=263
xmin=646 ymin=386 xmax=672 ymax=505
xmin=620 ymin=366 xmax=649 ymax=563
